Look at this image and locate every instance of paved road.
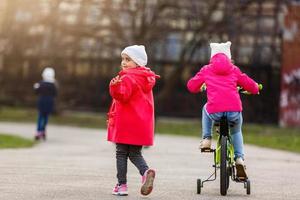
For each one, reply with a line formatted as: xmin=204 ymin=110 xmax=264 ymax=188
xmin=0 ymin=122 xmax=299 ymax=200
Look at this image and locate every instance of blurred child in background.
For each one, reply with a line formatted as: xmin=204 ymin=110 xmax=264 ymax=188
xmin=33 ymin=67 xmax=57 ymax=141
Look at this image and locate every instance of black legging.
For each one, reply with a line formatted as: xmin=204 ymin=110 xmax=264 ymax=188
xmin=116 ymin=143 xmax=149 ymax=184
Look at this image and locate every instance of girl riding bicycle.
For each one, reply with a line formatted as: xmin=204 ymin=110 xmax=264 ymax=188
xmin=187 ymin=41 xmax=259 ymax=178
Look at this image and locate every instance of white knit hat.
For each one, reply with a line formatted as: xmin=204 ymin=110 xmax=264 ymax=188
xmin=42 ymin=67 xmax=55 ymax=83
xmin=210 ymin=41 xmax=232 ymax=59
xmin=121 ymin=45 xmax=148 ymax=66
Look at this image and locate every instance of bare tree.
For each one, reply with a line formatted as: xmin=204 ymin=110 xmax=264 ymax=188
xmin=0 ymin=0 xmax=287 ymax=120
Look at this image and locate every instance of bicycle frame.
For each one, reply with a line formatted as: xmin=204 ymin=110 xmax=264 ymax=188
xmin=201 ymin=117 xmax=235 ymax=185
xmin=215 ymin=117 xmax=235 ymax=166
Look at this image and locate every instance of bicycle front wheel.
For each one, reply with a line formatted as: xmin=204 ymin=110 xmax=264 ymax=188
xmin=220 ymin=136 xmax=228 ymax=196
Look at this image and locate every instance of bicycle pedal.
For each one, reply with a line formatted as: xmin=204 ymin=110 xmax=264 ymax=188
xmin=236 ymin=164 xmax=248 ymax=180
xmin=201 ymin=148 xmax=215 ymax=153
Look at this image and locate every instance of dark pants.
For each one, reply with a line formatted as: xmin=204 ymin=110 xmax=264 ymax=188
xmin=116 ymin=143 xmax=149 ymax=184
xmin=37 ymin=111 xmax=49 ymax=132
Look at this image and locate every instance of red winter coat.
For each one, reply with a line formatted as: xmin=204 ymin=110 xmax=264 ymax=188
xmin=107 ymin=67 xmax=159 ymax=146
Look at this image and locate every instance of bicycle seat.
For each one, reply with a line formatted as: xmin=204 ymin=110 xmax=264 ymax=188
xmin=214 ymin=120 xmax=236 ymax=127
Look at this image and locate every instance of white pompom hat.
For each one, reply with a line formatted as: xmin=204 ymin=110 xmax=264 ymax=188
xmin=210 ymin=41 xmax=232 ymax=59
xmin=42 ymin=67 xmax=55 ymax=83
xmin=121 ymin=45 xmax=148 ymax=66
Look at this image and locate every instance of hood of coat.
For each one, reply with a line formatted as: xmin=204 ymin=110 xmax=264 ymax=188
xmin=209 ymin=53 xmax=234 ymax=75
xmin=119 ymin=66 xmax=160 ymax=93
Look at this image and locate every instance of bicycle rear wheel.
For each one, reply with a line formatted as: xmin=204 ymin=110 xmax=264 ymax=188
xmin=220 ymin=136 xmax=229 ymax=195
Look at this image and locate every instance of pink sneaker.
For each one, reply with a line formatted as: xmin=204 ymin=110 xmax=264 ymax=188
xmin=141 ymin=169 xmax=155 ymax=196
xmin=112 ymin=184 xmax=128 ymax=196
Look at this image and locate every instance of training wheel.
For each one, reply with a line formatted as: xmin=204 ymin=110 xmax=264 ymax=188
xmin=197 ymin=179 xmax=202 ymax=194
xmin=246 ymin=179 xmax=251 ymax=195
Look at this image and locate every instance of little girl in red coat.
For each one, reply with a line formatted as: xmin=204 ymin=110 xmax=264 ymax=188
xmin=107 ymin=45 xmax=159 ymax=196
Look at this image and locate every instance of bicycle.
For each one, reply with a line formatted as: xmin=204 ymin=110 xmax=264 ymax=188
xmin=196 ymin=84 xmax=262 ymax=196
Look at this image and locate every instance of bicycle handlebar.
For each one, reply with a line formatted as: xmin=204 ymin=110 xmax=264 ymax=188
xmin=238 ymin=83 xmax=263 ymax=95
xmin=200 ymin=83 xmax=263 ymax=94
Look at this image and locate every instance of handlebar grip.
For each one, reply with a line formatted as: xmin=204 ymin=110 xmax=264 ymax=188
xmin=200 ymin=84 xmax=207 ymax=92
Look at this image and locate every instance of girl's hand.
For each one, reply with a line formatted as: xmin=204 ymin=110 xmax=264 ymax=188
xmin=111 ymin=75 xmax=122 ymax=85
xmin=33 ymin=83 xmax=40 ymax=89
xmin=200 ymin=84 xmax=206 ymax=92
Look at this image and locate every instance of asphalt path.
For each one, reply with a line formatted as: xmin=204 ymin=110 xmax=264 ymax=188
xmin=0 ymin=122 xmax=299 ymax=200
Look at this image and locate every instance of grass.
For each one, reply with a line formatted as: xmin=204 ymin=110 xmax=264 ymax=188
xmin=0 ymin=134 xmax=35 ymax=149
xmin=157 ymin=119 xmax=300 ymax=153
xmin=242 ymin=124 xmax=300 ymax=153
xmin=0 ymin=106 xmax=299 ymax=153
xmin=0 ymin=106 xmax=107 ymax=128
xmin=156 ymin=119 xmax=201 ymax=137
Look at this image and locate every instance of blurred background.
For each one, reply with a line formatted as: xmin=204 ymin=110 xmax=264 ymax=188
xmin=0 ymin=0 xmax=299 ymax=127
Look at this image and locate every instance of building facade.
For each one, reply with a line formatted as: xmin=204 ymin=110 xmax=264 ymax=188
xmin=280 ymin=2 xmax=300 ymax=127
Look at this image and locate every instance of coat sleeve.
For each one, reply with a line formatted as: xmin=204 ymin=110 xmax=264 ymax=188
xmin=187 ymin=67 xmax=206 ymax=93
xmin=109 ymin=75 xmax=133 ymax=102
xmin=236 ymin=68 xmax=259 ymax=94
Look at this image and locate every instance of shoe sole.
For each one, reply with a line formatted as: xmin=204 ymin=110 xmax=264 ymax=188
xmin=112 ymin=192 xmax=128 ymax=196
xmin=199 ymin=142 xmax=211 ymax=150
xmin=141 ymin=169 xmax=155 ymax=196
xmin=236 ymin=164 xmax=248 ymax=180
xmin=34 ymin=135 xmax=47 ymax=141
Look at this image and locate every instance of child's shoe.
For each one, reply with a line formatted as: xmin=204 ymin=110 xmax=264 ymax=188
xmin=141 ymin=169 xmax=155 ymax=196
xmin=34 ymin=135 xmax=40 ymax=141
xmin=112 ymin=184 xmax=128 ymax=196
xmin=235 ymin=157 xmax=248 ymax=180
xmin=235 ymin=157 xmax=245 ymax=166
xmin=199 ymin=138 xmax=211 ymax=150
xmin=34 ymin=131 xmax=43 ymax=141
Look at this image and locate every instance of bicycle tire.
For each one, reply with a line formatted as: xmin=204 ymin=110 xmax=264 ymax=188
xmin=197 ymin=179 xmax=201 ymax=194
xmin=220 ymin=136 xmax=228 ymax=196
xmin=246 ymin=179 xmax=251 ymax=195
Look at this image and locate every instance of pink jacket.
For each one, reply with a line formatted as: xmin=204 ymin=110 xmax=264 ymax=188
xmin=187 ymin=53 xmax=259 ymax=114
xmin=107 ymin=67 xmax=159 ymax=146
